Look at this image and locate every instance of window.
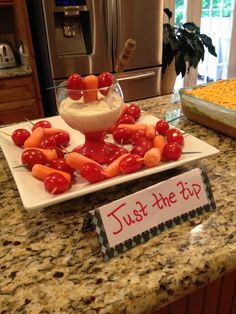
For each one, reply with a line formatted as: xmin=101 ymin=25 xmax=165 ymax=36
xmin=164 ymin=0 xmax=236 ymax=90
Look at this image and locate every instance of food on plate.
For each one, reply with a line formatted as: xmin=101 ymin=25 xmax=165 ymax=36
xmin=130 ymin=145 xmax=147 ymax=157
xmin=80 ymin=163 xmax=107 ymax=183
xmin=32 ymin=120 xmax=52 ymax=131
xmin=98 ymin=72 xmax=114 ymax=96
xmin=9 ymin=109 xmax=186 ymax=194
xmin=145 ymin=125 xmax=156 ymax=140
xmin=112 ymin=127 xmax=133 ymax=144
xmin=23 ymin=148 xmax=57 ymax=163
xmin=83 ymin=74 xmax=99 ymax=103
xmin=43 ymin=173 xmax=70 ymax=194
xmin=117 ymin=123 xmax=147 ymax=132
xmin=50 ymin=158 xmax=75 ymax=175
xmin=59 ymin=72 xmax=123 ymax=134
xmin=66 ymin=152 xmax=101 ymax=172
xmin=59 ymin=90 xmax=123 ymax=134
xmin=125 ymin=103 xmax=141 ymax=120
xmin=166 ymin=128 xmax=184 ymax=146
xmin=143 ymin=148 xmax=162 ymax=168
xmin=117 ymin=114 xmax=135 ymax=125
xmin=21 ymin=149 xmax=47 ymax=170
xmin=152 ymin=135 xmax=166 ymax=152
xmin=24 ymin=127 xmax=45 ymax=149
xmin=103 ymin=153 xmax=130 ymax=178
xmin=119 ymin=154 xmax=143 ymax=174
xmin=67 ymin=73 xmax=84 ymax=100
xmin=8 ymin=72 xmax=188 ymax=195
xmin=32 ymin=164 xmax=71 ymax=183
xmin=12 ymin=128 xmax=31 ymax=147
xmin=162 ymin=142 xmax=182 ymax=161
xmin=155 ymin=119 xmax=170 ymax=136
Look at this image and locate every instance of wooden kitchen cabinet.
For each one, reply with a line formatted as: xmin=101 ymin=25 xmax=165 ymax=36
xmin=0 ymin=0 xmax=44 ymax=125
xmin=0 ymin=76 xmax=43 ymax=124
xmin=152 ymin=269 xmax=236 ymax=314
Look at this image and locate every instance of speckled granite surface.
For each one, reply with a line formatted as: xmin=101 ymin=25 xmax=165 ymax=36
xmin=0 ymin=95 xmax=236 ymax=313
xmin=0 ymin=54 xmax=32 ymax=79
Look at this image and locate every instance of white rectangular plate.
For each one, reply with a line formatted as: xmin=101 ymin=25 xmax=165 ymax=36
xmin=0 ymin=115 xmax=219 ymax=210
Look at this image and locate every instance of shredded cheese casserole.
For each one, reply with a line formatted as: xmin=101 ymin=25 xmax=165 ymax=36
xmin=186 ymin=80 xmax=236 ymax=110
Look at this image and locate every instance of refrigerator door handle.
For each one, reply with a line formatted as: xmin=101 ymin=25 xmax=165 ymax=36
xmin=117 ymin=71 xmax=156 ymax=82
xmin=104 ymin=0 xmax=113 ymax=62
xmin=113 ymin=0 xmax=121 ymax=59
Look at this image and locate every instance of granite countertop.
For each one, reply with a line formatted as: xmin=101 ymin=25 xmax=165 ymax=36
xmin=0 ymin=54 xmax=32 ymax=79
xmin=0 ymin=95 xmax=236 ymax=313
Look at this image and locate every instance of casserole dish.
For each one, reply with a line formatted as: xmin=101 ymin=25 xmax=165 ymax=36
xmin=179 ymin=79 xmax=236 ymax=139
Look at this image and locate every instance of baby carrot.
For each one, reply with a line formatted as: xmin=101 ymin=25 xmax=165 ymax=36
xmin=24 ymin=127 xmax=44 ymax=148
xmin=120 ymin=103 xmax=129 ymax=116
xmin=143 ymin=148 xmax=161 ymax=168
xmin=145 ymin=124 xmax=156 ymax=140
xmin=103 ymin=153 xmax=130 ymax=178
xmin=83 ymin=75 xmax=98 ymax=103
xmin=32 ymin=164 xmax=71 ymax=182
xmin=152 ymin=135 xmax=166 ymax=152
xmin=66 ymin=152 xmax=100 ymax=171
xmin=23 ymin=148 xmax=57 ymax=162
xmin=117 ymin=124 xmax=147 ymax=132
xmin=43 ymin=128 xmax=70 ymax=137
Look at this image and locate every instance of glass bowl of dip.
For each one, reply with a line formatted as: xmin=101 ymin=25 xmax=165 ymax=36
xmin=56 ymin=77 xmax=124 ymax=163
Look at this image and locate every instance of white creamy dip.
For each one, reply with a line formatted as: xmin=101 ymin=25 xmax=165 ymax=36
xmin=59 ymin=91 xmax=123 ymax=133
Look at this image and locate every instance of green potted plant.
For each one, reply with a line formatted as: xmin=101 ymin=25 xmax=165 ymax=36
xmin=162 ymin=8 xmax=217 ymax=94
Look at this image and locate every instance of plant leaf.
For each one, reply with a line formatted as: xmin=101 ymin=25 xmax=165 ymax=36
xmin=199 ymin=34 xmax=217 ymax=57
xmin=175 ymin=51 xmax=186 ymax=77
xmin=164 ymin=8 xmax=172 ymax=21
xmin=169 ymin=35 xmax=179 ymax=51
xmin=183 ymin=22 xmax=200 ymax=34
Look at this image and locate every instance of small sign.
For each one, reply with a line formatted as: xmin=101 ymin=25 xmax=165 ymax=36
xmin=83 ymin=168 xmax=216 ymax=261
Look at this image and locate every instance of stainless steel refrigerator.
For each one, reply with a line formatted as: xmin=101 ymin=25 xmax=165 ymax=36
xmin=27 ymin=0 xmax=163 ymax=116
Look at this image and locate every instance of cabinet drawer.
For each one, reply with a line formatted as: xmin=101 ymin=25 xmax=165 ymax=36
xmin=0 ymin=98 xmax=41 ymax=125
xmin=0 ymin=76 xmax=35 ymax=103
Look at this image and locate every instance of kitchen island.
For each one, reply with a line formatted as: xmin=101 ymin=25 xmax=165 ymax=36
xmin=0 ymin=95 xmax=236 ymax=314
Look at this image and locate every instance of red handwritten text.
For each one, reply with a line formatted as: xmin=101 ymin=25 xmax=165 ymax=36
xmin=152 ymin=192 xmax=177 ymax=210
xmin=177 ymin=181 xmax=201 ymax=200
xmin=107 ymin=201 xmax=148 ymax=235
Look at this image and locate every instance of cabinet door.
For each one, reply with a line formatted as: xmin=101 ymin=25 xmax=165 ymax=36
xmin=0 ymin=0 xmax=13 ymax=4
xmin=0 ymin=76 xmax=35 ymax=103
xmin=0 ymin=98 xmax=41 ymax=125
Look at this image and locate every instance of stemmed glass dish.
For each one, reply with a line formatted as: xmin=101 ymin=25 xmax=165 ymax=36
xmin=56 ymin=78 xmax=124 ymax=164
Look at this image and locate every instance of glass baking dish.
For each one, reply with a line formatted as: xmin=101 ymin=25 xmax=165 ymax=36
xmin=179 ymin=80 xmax=236 ymax=139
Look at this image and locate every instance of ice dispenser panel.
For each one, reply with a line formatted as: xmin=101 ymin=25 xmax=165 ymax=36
xmin=53 ymin=0 xmax=91 ymax=55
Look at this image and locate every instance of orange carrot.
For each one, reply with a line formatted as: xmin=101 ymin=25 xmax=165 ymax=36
xmin=66 ymin=152 xmax=100 ymax=171
xmin=117 ymin=124 xmax=147 ymax=132
xmin=153 ymin=135 xmax=166 ymax=152
xmin=120 ymin=103 xmax=129 ymax=115
xmin=106 ymin=122 xmax=118 ymax=134
xmin=24 ymin=148 xmax=57 ymax=162
xmin=103 ymin=153 xmax=130 ymax=178
xmin=32 ymin=164 xmax=71 ymax=182
xmin=83 ymin=75 xmax=98 ymax=103
xmin=145 ymin=124 xmax=156 ymax=140
xmin=43 ymin=128 xmax=70 ymax=137
xmin=24 ymin=127 xmax=44 ymax=148
xmin=143 ymin=148 xmax=161 ymax=168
